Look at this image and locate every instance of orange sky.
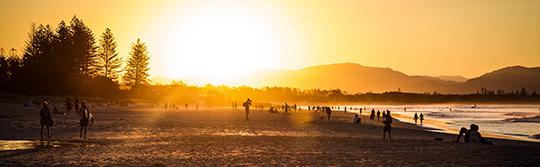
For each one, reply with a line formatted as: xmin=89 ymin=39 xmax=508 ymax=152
xmin=1 ymin=0 xmax=540 ymax=83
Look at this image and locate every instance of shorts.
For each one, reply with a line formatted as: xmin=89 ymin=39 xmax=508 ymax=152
xmin=80 ymin=119 xmax=89 ymax=127
xmin=384 ymin=126 xmax=392 ymax=132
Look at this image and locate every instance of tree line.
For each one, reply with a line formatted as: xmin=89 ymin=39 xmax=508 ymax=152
xmin=0 ymin=16 xmax=150 ymax=96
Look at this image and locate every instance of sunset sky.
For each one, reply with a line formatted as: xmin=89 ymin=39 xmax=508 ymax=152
xmin=1 ymin=0 xmax=540 ymax=84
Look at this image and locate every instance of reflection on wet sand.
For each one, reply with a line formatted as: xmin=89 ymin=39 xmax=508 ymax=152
xmin=0 ymin=140 xmax=92 ymax=151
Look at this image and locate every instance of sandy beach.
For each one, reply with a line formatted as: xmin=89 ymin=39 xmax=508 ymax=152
xmin=1 ymin=103 xmax=539 ymax=166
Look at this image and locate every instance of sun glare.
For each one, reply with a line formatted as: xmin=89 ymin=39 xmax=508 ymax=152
xmin=149 ymin=2 xmax=288 ymax=85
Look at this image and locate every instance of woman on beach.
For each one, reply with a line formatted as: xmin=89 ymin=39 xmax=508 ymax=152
xmin=79 ymin=101 xmax=91 ymax=139
xmin=39 ymin=101 xmax=53 ymax=139
xmin=383 ymin=111 xmax=392 ymax=139
xmin=243 ymin=98 xmax=252 ymax=120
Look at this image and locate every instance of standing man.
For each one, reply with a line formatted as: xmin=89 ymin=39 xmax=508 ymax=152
xmin=79 ymin=101 xmax=91 ymax=139
xmin=243 ymin=98 xmax=252 ymax=120
xmin=40 ymin=101 xmax=53 ymax=139
xmin=383 ymin=111 xmax=393 ymax=139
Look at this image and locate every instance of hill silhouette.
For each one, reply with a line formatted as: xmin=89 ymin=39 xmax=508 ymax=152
xmin=467 ymin=66 xmax=540 ymax=93
xmin=238 ymin=63 xmax=539 ymax=94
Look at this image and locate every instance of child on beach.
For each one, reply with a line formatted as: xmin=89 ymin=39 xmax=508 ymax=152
xmin=39 ymin=101 xmax=53 ymax=139
xmin=383 ymin=111 xmax=392 ymax=139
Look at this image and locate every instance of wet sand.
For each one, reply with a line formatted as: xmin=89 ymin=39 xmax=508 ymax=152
xmin=1 ymin=103 xmax=539 ymax=166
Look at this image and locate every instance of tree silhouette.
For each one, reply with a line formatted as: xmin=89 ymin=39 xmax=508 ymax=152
xmin=96 ymin=28 xmax=122 ymax=81
xmin=123 ymin=39 xmax=150 ymax=88
xmin=70 ymin=16 xmax=97 ymax=77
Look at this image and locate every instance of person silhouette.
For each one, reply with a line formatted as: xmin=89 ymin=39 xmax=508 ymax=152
xmin=413 ymin=113 xmax=418 ymax=125
xmin=455 ymin=124 xmax=492 ymax=144
xmin=325 ymin=107 xmax=332 ymax=121
xmin=353 ymin=114 xmax=361 ymax=124
xmin=376 ymin=110 xmax=381 ymax=120
xmin=39 ymin=101 xmax=53 ymax=139
xmin=79 ymin=101 xmax=91 ymax=139
xmin=370 ymin=109 xmax=375 ymax=120
xmin=243 ymin=98 xmax=252 ymax=120
xmin=419 ymin=113 xmax=424 ymax=125
xmin=383 ymin=110 xmax=392 ymax=139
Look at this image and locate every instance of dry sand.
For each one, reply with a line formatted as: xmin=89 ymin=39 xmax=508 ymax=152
xmin=1 ymin=103 xmax=539 ymax=166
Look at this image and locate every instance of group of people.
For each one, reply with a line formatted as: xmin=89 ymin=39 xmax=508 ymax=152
xmin=39 ymin=99 xmax=93 ymax=139
xmin=455 ymin=124 xmax=492 ymax=144
xmin=353 ymin=109 xmax=394 ymax=139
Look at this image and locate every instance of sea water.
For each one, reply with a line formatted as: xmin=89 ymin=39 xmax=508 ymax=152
xmin=333 ymin=104 xmax=540 ymax=142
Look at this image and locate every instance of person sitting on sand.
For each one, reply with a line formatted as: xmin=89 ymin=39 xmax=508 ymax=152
xmin=376 ymin=110 xmax=381 ymax=120
xmin=79 ymin=101 xmax=91 ymax=139
xmin=414 ymin=113 xmax=418 ymax=125
xmin=40 ymin=101 xmax=53 ymax=139
xmin=325 ymin=107 xmax=332 ymax=121
xmin=353 ymin=114 xmax=361 ymax=124
xmin=370 ymin=109 xmax=375 ymax=120
xmin=455 ymin=124 xmax=492 ymax=144
xmin=383 ymin=111 xmax=392 ymax=139
xmin=243 ymin=98 xmax=252 ymax=120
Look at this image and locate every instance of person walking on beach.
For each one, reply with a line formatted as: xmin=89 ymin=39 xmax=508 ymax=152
xmin=66 ymin=99 xmax=72 ymax=114
xmin=383 ymin=110 xmax=392 ymax=139
xmin=243 ymin=98 xmax=252 ymax=120
xmin=370 ymin=109 xmax=375 ymax=120
xmin=79 ymin=101 xmax=91 ymax=139
xmin=74 ymin=98 xmax=80 ymax=113
xmin=413 ymin=113 xmax=419 ymax=125
xmin=39 ymin=101 xmax=53 ymax=139
xmin=419 ymin=113 xmax=424 ymax=125
xmin=376 ymin=110 xmax=381 ymax=120
xmin=325 ymin=107 xmax=332 ymax=121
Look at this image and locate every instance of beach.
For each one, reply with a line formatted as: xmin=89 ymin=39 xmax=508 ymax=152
xmin=1 ymin=103 xmax=539 ymax=166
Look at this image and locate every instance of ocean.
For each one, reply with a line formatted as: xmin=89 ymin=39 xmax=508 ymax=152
xmin=333 ymin=104 xmax=540 ymax=142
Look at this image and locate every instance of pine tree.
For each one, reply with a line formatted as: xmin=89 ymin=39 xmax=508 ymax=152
xmin=96 ymin=28 xmax=122 ymax=81
xmin=123 ymin=39 xmax=150 ymax=88
xmin=70 ymin=16 xmax=97 ymax=77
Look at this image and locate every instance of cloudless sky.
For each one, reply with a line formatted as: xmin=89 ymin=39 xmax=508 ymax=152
xmin=1 ymin=0 xmax=540 ymax=82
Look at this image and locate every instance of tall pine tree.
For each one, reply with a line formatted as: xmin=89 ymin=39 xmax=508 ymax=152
xmin=123 ymin=39 xmax=150 ymax=88
xmin=70 ymin=16 xmax=97 ymax=78
xmin=96 ymin=28 xmax=122 ymax=81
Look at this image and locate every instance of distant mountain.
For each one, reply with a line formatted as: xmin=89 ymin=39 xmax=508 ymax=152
xmin=243 ymin=63 xmax=540 ymax=94
xmin=242 ymin=63 xmax=467 ymax=94
xmin=154 ymin=63 xmax=540 ymax=94
xmin=466 ymin=66 xmax=540 ymax=93
xmin=435 ymin=75 xmax=468 ymax=82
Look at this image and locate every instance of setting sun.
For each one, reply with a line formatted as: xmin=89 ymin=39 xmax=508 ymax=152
xmin=147 ymin=1 xmax=296 ymax=84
